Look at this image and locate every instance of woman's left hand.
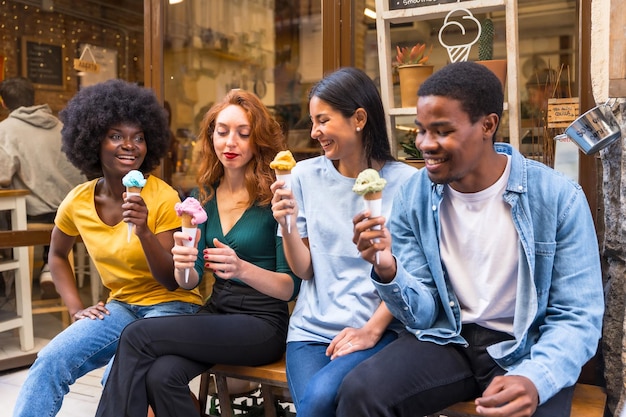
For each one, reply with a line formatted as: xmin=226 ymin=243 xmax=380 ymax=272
xmin=326 ymin=326 xmax=380 ymax=360
xmin=204 ymin=238 xmax=244 ymax=280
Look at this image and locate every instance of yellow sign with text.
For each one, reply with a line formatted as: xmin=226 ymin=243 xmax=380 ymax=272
xmin=73 ymin=58 xmax=100 ymax=73
xmin=547 ymin=98 xmax=579 ymax=128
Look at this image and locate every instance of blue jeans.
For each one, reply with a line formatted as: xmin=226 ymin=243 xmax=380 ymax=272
xmin=286 ymin=331 xmax=397 ymax=417
xmin=12 ymin=300 xmax=199 ymax=417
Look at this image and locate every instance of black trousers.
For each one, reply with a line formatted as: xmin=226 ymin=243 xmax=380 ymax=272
xmin=336 ymin=325 xmax=575 ymax=417
xmin=95 ymin=280 xmax=288 ymax=417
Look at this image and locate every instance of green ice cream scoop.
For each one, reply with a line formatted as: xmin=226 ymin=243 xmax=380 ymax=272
xmin=352 ymin=168 xmax=386 ymax=195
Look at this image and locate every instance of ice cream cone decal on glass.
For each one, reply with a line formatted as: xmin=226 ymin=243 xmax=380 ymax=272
xmin=122 ymin=170 xmax=147 ymax=242
xmin=438 ymin=8 xmax=481 ymax=63
xmin=270 ymin=150 xmax=297 ymax=234
xmin=353 ymin=169 xmax=387 ymax=265
xmin=174 ymin=197 xmax=208 ymax=283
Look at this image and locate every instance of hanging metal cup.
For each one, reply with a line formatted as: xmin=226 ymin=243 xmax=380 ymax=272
xmin=554 ymin=99 xmax=621 ymax=155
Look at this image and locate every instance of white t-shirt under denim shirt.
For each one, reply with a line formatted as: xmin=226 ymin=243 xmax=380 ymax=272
xmin=440 ymin=155 xmax=518 ymax=335
xmin=284 ymin=156 xmax=417 ymax=343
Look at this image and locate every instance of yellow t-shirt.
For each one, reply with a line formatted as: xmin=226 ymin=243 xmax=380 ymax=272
xmin=56 ymin=175 xmax=202 ymax=306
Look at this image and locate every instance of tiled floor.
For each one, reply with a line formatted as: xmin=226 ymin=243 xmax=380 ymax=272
xmin=0 ymin=267 xmax=207 ymax=417
xmin=0 ymin=361 xmax=104 ymax=417
xmin=0 ymin=359 xmax=204 ymax=417
xmin=0 ymin=252 xmax=292 ymax=417
xmin=0 ymin=311 xmax=203 ymax=417
xmin=0 ymin=306 xmax=106 ymax=417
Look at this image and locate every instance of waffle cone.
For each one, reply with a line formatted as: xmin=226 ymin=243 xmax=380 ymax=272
xmin=181 ymin=213 xmax=194 ymax=228
xmin=274 ymin=169 xmax=292 ymax=176
xmin=363 ymin=191 xmax=382 ymax=200
xmin=126 ymin=186 xmax=142 ymax=194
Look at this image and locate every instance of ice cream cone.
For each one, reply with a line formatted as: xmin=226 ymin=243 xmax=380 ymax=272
xmin=364 ymin=193 xmax=383 ymax=264
xmin=275 ymin=170 xmax=293 ymax=234
xmin=181 ymin=213 xmax=194 ymax=228
xmin=181 ymin=214 xmax=198 ymax=282
xmin=182 ymin=223 xmax=198 ymax=283
xmin=353 ymin=169 xmax=387 ymax=265
xmin=122 ymin=170 xmax=146 ymax=243
xmin=271 ymin=151 xmax=297 ymax=234
xmin=174 ymin=197 xmax=208 ymax=283
xmin=363 ymin=191 xmax=382 ymax=201
xmin=125 ymin=187 xmax=143 ymax=242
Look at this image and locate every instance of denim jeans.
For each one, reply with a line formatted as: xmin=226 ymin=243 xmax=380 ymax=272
xmin=286 ymin=330 xmax=397 ymax=417
xmin=12 ymin=300 xmax=199 ymax=417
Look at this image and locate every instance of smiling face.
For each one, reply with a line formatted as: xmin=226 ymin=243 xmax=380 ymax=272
xmin=415 ymin=95 xmax=502 ymax=193
xmin=309 ymin=96 xmax=363 ymax=162
xmin=100 ymin=122 xmax=147 ymax=176
xmin=213 ymin=104 xmax=254 ymax=171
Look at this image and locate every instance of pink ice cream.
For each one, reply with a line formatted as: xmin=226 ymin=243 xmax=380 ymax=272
xmin=175 ymin=197 xmax=208 ymax=226
xmin=175 ymin=197 xmax=207 ymax=283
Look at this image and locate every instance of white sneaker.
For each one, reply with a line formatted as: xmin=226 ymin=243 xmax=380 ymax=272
xmin=39 ymin=264 xmax=59 ymax=299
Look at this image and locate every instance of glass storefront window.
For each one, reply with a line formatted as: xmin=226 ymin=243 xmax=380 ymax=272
xmin=363 ymin=0 xmax=577 ymax=165
xmin=0 ymin=0 xmax=143 ymax=116
xmin=164 ymin=0 xmax=323 ymax=196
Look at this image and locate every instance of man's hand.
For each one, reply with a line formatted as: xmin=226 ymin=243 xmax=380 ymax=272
xmin=352 ymin=211 xmax=396 ymax=281
xmin=475 ymin=375 xmax=539 ymax=417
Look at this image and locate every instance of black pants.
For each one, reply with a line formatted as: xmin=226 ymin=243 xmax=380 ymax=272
xmin=95 ymin=280 xmax=288 ymax=417
xmin=336 ymin=325 xmax=575 ymax=417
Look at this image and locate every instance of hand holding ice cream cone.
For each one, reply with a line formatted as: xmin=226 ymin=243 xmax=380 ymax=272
xmin=122 ymin=170 xmax=147 ymax=242
xmin=353 ymin=168 xmax=387 ymax=264
xmin=270 ymin=150 xmax=297 ymax=233
xmin=174 ymin=197 xmax=208 ymax=282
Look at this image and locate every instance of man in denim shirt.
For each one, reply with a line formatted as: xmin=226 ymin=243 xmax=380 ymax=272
xmin=341 ymin=62 xmax=604 ymax=417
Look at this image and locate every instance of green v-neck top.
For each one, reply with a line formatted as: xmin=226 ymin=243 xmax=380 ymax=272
xmin=194 ymin=195 xmax=300 ymax=301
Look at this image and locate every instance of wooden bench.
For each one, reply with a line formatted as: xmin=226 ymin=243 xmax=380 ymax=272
xmin=198 ymin=356 xmax=290 ymax=417
xmin=434 ymin=383 xmax=606 ymax=417
xmin=197 ymin=358 xmax=606 ymax=417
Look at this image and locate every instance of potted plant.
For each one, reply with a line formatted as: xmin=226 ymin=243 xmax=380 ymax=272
xmin=476 ymin=18 xmax=507 ymax=89
xmin=399 ymin=130 xmax=425 ymax=169
xmin=395 ymin=42 xmax=434 ymax=108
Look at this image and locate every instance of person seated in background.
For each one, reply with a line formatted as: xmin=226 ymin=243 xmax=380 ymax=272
xmin=94 ymin=89 xmax=300 ymax=417
xmin=270 ymin=67 xmax=417 ymax=417
xmin=12 ymin=79 xmax=202 ymax=417
xmin=344 ymin=61 xmax=604 ymax=417
xmin=0 ymin=76 xmax=85 ymax=298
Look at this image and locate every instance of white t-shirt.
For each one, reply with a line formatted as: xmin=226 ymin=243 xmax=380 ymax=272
xmin=440 ymin=155 xmax=518 ymax=334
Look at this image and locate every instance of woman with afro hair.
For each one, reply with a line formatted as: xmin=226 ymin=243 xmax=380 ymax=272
xmin=13 ymin=79 xmax=203 ymax=417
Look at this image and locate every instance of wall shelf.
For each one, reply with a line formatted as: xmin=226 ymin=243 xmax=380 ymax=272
xmin=375 ymin=0 xmax=521 ymax=154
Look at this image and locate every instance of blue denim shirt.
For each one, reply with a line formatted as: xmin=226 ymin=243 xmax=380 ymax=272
xmin=373 ymin=143 xmax=604 ymax=404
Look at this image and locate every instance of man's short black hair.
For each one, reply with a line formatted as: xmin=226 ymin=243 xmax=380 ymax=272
xmin=418 ymin=61 xmax=504 ymax=126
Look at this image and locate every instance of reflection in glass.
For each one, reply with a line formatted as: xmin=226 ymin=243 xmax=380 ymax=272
xmin=164 ymin=0 xmax=323 ymax=196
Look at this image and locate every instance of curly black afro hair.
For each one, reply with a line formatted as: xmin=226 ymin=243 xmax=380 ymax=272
xmin=59 ymin=79 xmax=169 ymax=179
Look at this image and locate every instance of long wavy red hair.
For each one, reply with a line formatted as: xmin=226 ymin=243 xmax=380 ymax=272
xmin=196 ymin=89 xmax=286 ymax=207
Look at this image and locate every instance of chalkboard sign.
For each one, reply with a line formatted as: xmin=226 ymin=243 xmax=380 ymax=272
xmin=389 ymin=0 xmax=457 ymax=10
xmin=20 ymin=37 xmax=65 ymax=89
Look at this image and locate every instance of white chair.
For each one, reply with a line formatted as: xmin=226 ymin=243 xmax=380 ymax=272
xmin=74 ymin=242 xmax=102 ymax=305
